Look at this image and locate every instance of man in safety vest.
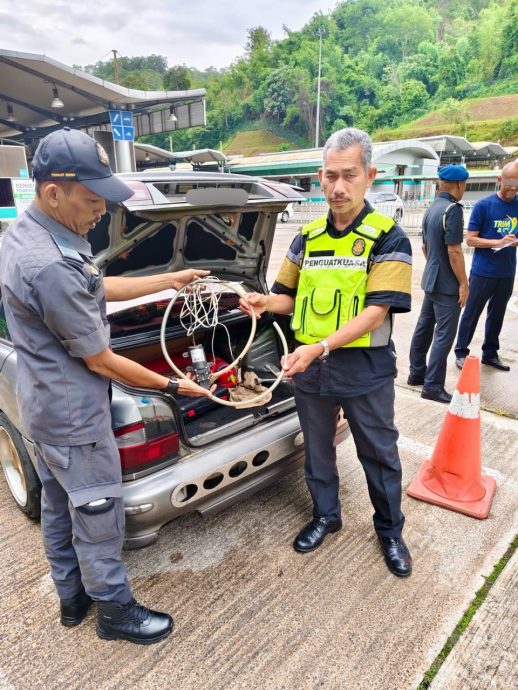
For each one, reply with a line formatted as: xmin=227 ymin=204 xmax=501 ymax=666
xmin=240 ymin=127 xmax=413 ymax=577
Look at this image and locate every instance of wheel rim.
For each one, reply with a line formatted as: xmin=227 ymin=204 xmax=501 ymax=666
xmin=0 ymin=427 xmax=28 ymax=507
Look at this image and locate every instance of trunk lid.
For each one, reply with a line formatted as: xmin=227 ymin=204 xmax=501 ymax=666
xmin=88 ymin=171 xmax=304 ymax=291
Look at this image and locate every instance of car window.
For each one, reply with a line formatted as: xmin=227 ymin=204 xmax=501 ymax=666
xmin=0 ymin=290 xmax=11 ymax=341
xmin=105 ymin=223 xmax=177 ymax=276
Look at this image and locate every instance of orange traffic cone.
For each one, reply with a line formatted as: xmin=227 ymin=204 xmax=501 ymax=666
xmin=407 ymin=355 xmax=496 ymax=519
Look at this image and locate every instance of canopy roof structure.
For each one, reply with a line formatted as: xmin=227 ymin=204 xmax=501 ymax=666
xmin=133 ymin=144 xmax=227 ymax=170
xmin=225 ymin=140 xmax=439 ymax=177
xmin=170 ymin=148 xmax=227 ymax=166
xmin=418 ymin=135 xmax=508 ymax=164
xmin=0 ymin=49 xmax=206 ymax=143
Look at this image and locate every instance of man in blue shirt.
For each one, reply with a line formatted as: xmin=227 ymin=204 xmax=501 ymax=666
xmin=455 ymin=161 xmax=518 ymax=370
xmin=408 ymin=165 xmax=469 ymax=403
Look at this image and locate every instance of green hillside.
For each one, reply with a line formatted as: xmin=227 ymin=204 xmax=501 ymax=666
xmin=224 ymin=130 xmax=290 ymax=157
xmin=85 ymin=0 xmax=518 ymax=151
xmin=379 ymin=94 xmax=518 ymax=144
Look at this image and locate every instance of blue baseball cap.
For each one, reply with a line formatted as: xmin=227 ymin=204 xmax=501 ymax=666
xmin=31 ymin=127 xmax=133 ymax=203
xmin=438 ymin=164 xmax=469 ymax=181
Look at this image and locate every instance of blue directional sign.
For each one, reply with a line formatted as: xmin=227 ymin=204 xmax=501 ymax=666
xmin=111 ymin=125 xmax=124 ymax=141
xmin=109 ymin=110 xmax=122 ymax=126
xmin=109 ymin=110 xmax=134 ymax=141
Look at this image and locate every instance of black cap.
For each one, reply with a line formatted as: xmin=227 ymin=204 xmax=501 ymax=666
xmin=31 ymin=127 xmax=133 ymax=202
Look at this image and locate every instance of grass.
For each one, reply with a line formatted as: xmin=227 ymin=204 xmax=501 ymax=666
xmin=224 ymin=129 xmax=288 ymax=156
xmin=417 ymin=533 xmax=518 ymax=689
xmin=376 ymin=117 xmax=518 ymax=146
xmin=377 ymin=92 xmax=518 ymax=145
xmin=223 ymin=122 xmax=307 ymax=156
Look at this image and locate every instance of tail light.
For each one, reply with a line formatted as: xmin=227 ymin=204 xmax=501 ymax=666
xmin=114 ymin=421 xmax=179 ymax=472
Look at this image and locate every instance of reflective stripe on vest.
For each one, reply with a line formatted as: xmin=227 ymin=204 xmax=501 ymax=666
xmin=291 ymin=211 xmax=394 ymax=348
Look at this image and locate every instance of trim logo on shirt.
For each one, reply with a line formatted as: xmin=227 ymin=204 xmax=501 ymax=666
xmin=302 ymin=256 xmax=368 ymax=269
xmin=494 ymin=216 xmax=517 ymax=235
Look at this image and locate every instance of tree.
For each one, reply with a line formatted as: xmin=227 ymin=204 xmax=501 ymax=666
xmin=401 ymin=79 xmax=429 ymax=114
xmin=264 ymin=69 xmax=296 ymax=122
xmin=332 ymin=0 xmax=386 ymax=54
xmin=438 ymin=97 xmax=471 ymax=135
xmin=399 ymin=43 xmax=440 ymax=95
xmin=467 ymin=0 xmax=512 ymax=82
xmin=122 ymin=70 xmax=164 ymax=91
xmin=379 ymin=2 xmax=438 ymax=62
xmin=245 ymin=26 xmax=273 ymax=56
xmin=164 ymin=66 xmax=191 ymax=91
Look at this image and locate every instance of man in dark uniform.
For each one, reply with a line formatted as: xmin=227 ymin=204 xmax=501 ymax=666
xmin=240 ymin=128 xmax=413 ymax=577
xmin=455 ymin=160 xmax=518 ymax=371
xmin=0 ymin=128 xmax=212 ymax=644
xmin=408 ymin=164 xmax=469 ymax=403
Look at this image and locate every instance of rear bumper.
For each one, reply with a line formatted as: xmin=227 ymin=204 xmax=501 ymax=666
xmin=123 ymin=411 xmax=349 ymax=549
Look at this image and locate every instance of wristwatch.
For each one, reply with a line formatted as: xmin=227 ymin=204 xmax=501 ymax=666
xmin=162 ymin=377 xmax=179 ymax=396
xmin=318 ymin=339 xmax=330 ymax=359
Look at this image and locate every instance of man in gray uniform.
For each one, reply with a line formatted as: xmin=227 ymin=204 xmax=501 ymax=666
xmin=0 ymin=128 xmax=212 ymax=644
xmin=408 ymin=164 xmax=469 ymax=403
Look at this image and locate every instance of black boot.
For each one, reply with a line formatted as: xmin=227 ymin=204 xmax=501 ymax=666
xmin=96 ymin=598 xmax=174 ymax=645
xmin=60 ymin=589 xmax=93 ymax=627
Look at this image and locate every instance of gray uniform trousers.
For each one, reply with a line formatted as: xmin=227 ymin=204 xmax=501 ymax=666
xmin=294 ymin=378 xmax=405 ymax=538
xmin=35 ymin=434 xmax=132 ymax=603
xmin=409 ymin=291 xmax=461 ymax=390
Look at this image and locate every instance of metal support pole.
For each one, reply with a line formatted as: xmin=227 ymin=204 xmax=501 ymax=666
xmin=315 ymin=29 xmax=323 ymax=148
xmin=114 ymin=140 xmax=135 ymax=173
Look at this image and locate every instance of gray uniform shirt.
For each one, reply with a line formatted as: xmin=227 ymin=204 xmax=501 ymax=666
xmin=421 ymin=192 xmax=464 ymax=295
xmin=0 ymin=203 xmax=111 ymax=445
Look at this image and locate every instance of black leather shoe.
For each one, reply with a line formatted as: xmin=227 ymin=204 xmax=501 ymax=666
xmin=97 ymin=598 xmax=174 ymax=645
xmin=293 ymin=517 xmax=342 ymax=553
xmin=421 ymin=387 xmax=452 ymax=404
xmin=455 ymin=357 xmax=465 ymax=370
xmin=60 ymin=589 xmax=93 ymax=627
xmin=407 ymin=374 xmax=425 ymax=385
xmin=482 ymin=357 xmax=510 ymax=371
xmin=378 ymin=536 xmax=412 ymax=577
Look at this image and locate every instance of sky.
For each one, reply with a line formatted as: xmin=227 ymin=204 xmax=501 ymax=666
xmin=1 ymin=0 xmax=336 ymax=71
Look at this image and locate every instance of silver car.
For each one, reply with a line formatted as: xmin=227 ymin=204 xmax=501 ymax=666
xmin=0 ymin=171 xmax=348 ymax=548
xmin=366 ymin=191 xmax=404 ymax=223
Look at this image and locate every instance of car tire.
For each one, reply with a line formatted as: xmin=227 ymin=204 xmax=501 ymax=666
xmin=0 ymin=412 xmax=41 ymax=520
xmin=394 ymin=208 xmax=403 ymax=223
xmin=281 ymin=211 xmax=289 ymax=223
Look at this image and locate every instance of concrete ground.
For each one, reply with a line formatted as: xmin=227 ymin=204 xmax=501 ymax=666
xmin=0 ymin=226 xmax=517 ymax=690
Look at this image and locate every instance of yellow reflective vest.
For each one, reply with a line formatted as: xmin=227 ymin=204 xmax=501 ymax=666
xmin=291 ymin=211 xmax=394 ymax=348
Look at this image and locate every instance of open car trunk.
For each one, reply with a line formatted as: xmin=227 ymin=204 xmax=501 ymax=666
xmin=109 ymin=292 xmax=297 ymax=444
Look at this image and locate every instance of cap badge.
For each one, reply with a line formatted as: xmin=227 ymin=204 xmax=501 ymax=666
xmin=96 ymin=143 xmax=109 ymax=167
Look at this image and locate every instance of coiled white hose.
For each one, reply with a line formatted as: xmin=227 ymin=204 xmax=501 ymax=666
xmin=160 ymin=277 xmax=288 ymax=408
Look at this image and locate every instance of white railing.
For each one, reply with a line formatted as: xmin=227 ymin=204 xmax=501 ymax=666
xmin=293 ymin=202 xmax=472 ymax=235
